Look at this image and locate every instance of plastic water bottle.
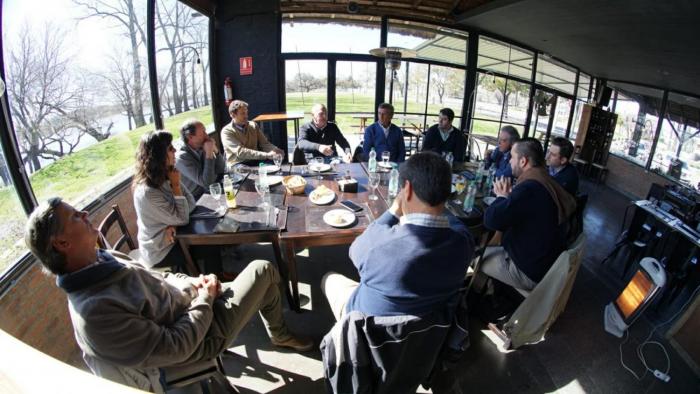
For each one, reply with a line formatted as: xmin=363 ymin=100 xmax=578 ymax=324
xmin=258 ymin=162 xmax=268 ymax=186
xmin=223 ymin=174 xmax=236 ymax=208
xmin=368 ymin=148 xmax=377 ymax=172
xmin=445 ymin=152 xmax=454 ymax=169
xmin=475 ymin=161 xmax=485 ymax=188
xmin=483 ymin=168 xmax=495 ymax=194
xmin=463 ymin=182 xmax=477 ymax=214
xmin=388 ymin=165 xmax=400 ymax=199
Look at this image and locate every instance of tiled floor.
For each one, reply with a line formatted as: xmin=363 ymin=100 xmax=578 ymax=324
xmin=186 ymin=179 xmax=700 ymax=393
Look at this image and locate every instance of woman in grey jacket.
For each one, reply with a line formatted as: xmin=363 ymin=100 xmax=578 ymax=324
xmin=133 ymin=131 xmax=195 ymax=270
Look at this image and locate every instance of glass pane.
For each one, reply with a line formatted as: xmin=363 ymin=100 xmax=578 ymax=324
xmin=471 ymin=119 xmax=501 ymax=138
xmin=571 ymin=100 xmax=587 ymax=140
xmin=536 ymin=58 xmax=576 ymax=95
xmin=552 ymin=97 xmax=573 ymax=137
xmin=477 ymin=37 xmax=533 ymax=80
xmin=386 ymin=61 xmax=429 ymax=117
xmin=577 ymin=73 xmax=591 ymax=102
xmin=610 ymin=90 xmax=661 ymax=166
xmin=336 ymin=61 xmax=376 ymax=148
xmin=650 ymin=93 xmax=700 ymax=185
xmin=285 ymin=60 xmax=327 ymax=151
xmin=4 ymin=0 xmax=153 ymax=210
xmin=0 ymin=151 xmax=27 ymax=274
xmin=156 ymin=1 xmax=212 ymax=127
xmin=282 ymin=15 xmax=380 ymax=54
xmin=473 ymin=73 xmax=505 ymax=123
xmin=501 ymin=80 xmax=530 ymax=126
xmin=530 ymin=89 xmax=554 ymax=139
xmin=388 ymin=20 xmax=468 ymax=66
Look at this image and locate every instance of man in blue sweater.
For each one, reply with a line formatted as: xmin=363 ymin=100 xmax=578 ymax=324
xmin=321 ymin=152 xmax=474 ymax=320
xmin=362 ymin=102 xmax=406 ymax=163
xmin=546 ymin=137 xmax=579 ymax=196
xmin=481 ymin=138 xmax=576 ymax=292
xmin=484 ymin=125 xmax=520 ymax=179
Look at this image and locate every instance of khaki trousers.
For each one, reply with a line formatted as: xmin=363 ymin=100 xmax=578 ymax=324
xmin=321 ymin=271 xmax=360 ymax=322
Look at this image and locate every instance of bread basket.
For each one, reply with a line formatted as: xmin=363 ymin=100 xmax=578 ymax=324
xmin=283 ymin=175 xmax=307 ymax=195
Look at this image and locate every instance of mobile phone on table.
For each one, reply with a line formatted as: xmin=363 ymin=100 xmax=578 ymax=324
xmin=340 ymin=200 xmax=363 ymax=212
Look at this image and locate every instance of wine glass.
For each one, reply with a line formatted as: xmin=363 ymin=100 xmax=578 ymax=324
xmin=453 ymin=177 xmax=465 ymax=205
xmin=255 ymin=179 xmax=270 ymax=208
xmin=344 ymin=147 xmax=352 ymax=163
xmin=382 ymin=151 xmax=390 ymax=167
xmin=209 ymin=183 xmax=223 ymax=210
xmin=273 ymin=153 xmax=283 ymax=169
xmin=314 ymin=157 xmax=324 ymax=180
xmin=368 ymin=172 xmax=380 ymax=201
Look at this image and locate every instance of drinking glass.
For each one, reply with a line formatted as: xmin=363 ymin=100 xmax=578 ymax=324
xmin=209 ymin=182 xmax=222 ymax=205
xmin=382 ymin=151 xmax=390 ymax=167
xmin=344 ymin=147 xmax=352 ymax=163
xmin=273 ymin=153 xmax=283 ymax=169
xmin=255 ymin=179 xmax=270 ymax=209
xmin=368 ymin=172 xmax=380 ymax=201
xmin=303 ymin=152 xmax=313 ymax=174
xmin=314 ymin=156 xmax=324 ymax=180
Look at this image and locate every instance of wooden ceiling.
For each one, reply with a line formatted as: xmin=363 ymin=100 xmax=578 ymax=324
xmin=280 ymin=0 xmax=493 ymax=24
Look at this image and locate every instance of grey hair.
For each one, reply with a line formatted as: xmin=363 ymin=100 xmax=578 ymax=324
xmin=500 ymin=125 xmax=521 ymax=144
xmin=228 ymin=99 xmax=248 ymax=115
xmin=25 ymin=197 xmax=68 ymax=275
xmin=378 ymin=102 xmax=394 ymax=114
xmin=180 ymin=118 xmax=203 ymax=144
xmin=311 ymin=103 xmax=327 ymax=114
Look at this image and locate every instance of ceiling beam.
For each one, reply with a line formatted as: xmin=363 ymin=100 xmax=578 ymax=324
xmin=454 ymin=0 xmax=525 ymax=22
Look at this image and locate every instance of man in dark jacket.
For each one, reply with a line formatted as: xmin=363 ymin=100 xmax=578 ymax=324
xmin=485 ymin=125 xmax=520 ymax=179
xmin=297 ymin=103 xmax=352 ymax=162
xmin=546 ymin=136 xmax=579 ymax=196
xmin=176 ymin=118 xmax=226 ymax=200
xmin=422 ymin=108 xmax=465 ymax=162
xmin=482 ymin=138 xmax=576 ymax=291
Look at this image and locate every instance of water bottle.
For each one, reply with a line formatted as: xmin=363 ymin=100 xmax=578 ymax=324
xmin=258 ymin=162 xmax=268 ymax=186
xmin=463 ymin=182 xmax=477 ymax=214
xmin=223 ymin=174 xmax=236 ymax=208
xmin=445 ymin=152 xmax=454 ymax=169
xmin=483 ymin=168 xmax=495 ymax=194
xmin=475 ymin=161 xmax=485 ymax=188
xmin=368 ymin=148 xmax=377 ymax=172
xmin=388 ymin=166 xmax=400 ymax=199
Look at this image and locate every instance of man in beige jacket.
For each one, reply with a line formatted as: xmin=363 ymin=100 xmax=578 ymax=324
xmin=221 ymin=100 xmax=284 ymax=166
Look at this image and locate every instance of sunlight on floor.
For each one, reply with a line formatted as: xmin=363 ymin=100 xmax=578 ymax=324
xmin=550 ymin=378 xmax=586 ymax=393
xmin=480 ymin=329 xmax=515 ymax=354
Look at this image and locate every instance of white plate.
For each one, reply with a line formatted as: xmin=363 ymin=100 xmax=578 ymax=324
xmin=265 ymin=175 xmax=284 ymax=186
xmin=309 ymin=163 xmax=332 ymax=172
xmin=309 ymin=188 xmax=336 ymax=205
xmin=259 ymin=165 xmax=280 ymax=174
xmin=452 ymin=174 xmax=465 ymax=183
xmin=378 ymin=161 xmax=396 ymax=169
xmin=483 ymin=196 xmax=496 ymax=206
xmin=323 ymin=209 xmax=357 ymax=228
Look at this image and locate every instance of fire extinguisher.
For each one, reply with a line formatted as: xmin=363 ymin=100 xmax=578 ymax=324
xmin=224 ymin=77 xmax=233 ymax=107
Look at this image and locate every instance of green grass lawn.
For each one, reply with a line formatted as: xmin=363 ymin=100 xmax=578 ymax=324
xmin=0 ymin=106 xmax=213 ymax=272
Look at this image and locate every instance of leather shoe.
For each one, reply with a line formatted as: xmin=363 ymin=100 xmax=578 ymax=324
xmin=270 ymin=334 xmax=314 ymax=352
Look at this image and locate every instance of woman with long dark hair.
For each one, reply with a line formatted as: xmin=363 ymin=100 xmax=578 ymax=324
xmin=133 ymin=130 xmax=195 ymax=270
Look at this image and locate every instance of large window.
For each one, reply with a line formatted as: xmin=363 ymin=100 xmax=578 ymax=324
xmin=477 ymin=37 xmax=533 ymax=81
xmin=609 ymin=85 xmax=663 ymax=166
xmin=536 ymin=58 xmax=577 ymax=95
xmin=155 ymin=0 xmax=212 ymax=128
xmin=388 ymin=20 xmax=468 ymax=66
xmin=285 ymin=59 xmax=327 ymax=151
xmin=427 ymin=65 xmax=465 ymax=127
xmin=335 ymin=61 xmax=376 ymax=138
xmin=571 ymin=73 xmax=592 ymax=140
xmin=0 ymin=153 xmax=26 ymax=273
xmin=650 ymin=93 xmax=700 ymax=186
xmin=471 ymin=73 xmax=529 ymax=137
xmin=282 ymin=15 xmax=380 ymax=54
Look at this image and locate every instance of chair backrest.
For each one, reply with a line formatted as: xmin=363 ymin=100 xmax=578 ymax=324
xmin=566 ymin=193 xmax=588 ymax=247
xmin=97 ymin=204 xmax=137 ymax=252
xmin=292 ymin=145 xmax=307 ymax=165
xmin=503 ymin=233 xmax=586 ymax=349
xmin=321 ymin=309 xmax=452 ymax=394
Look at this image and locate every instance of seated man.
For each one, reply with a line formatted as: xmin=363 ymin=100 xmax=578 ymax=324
xmin=482 ymin=138 xmax=576 ymax=291
xmin=322 ymin=152 xmax=474 ymax=320
xmin=221 ymin=100 xmax=284 ymax=166
xmin=297 ymin=103 xmax=352 ymax=162
xmin=546 ymin=136 xmax=579 ymax=196
xmin=362 ymin=102 xmax=406 ymax=163
xmin=422 ymin=108 xmax=465 ymax=162
xmin=485 ymin=125 xmax=520 ymax=179
xmin=176 ymin=118 xmax=226 ymax=200
xmin=24 ymin=198 xmax=312 ymax=392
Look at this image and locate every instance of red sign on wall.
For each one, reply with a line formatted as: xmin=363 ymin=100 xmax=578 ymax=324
xmin=239 ymin=57 xmax=253 ymax=76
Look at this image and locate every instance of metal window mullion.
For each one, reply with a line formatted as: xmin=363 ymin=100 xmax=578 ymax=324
xmin=565 ymin=72 xmax=580 ymax=139
xmin=523 ymin=53 xmax=538 ymax=138
xmin=147 ymin=0 xmax=163 ymax=130
xmin=646 ymin=90 xmax=669 ymax=170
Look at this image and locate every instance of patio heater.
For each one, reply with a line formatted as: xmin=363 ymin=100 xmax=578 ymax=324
xmin=370 ymin=47 xmax=416 ymax=103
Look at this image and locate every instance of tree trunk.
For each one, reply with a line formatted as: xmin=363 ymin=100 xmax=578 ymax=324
xmin=181 ymin=59 xmax=190 ymax=112
xmin=628 ymin=106 xmax=646 ymax=157
xmin=126 ymin=0 xmax=146 ymax=127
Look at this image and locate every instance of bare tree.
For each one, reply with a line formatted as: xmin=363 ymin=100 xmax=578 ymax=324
xmin=6 ymin=24 xmax=105 ymax=173
xmin=74 ymin=0 xmax=148 ymax=127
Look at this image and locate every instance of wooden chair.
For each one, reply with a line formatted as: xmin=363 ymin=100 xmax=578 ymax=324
xmin=466 ymin=223 xmax=496 ymax=295
xmin=97 ymin=204 xmax=140 ymax=261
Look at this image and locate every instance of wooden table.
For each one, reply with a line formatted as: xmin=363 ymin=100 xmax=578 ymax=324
xmin=176 ymin=190 xmax=293 ymax=304
xmin=279 ymin=162 xmax=389 ymax=310
xmin=253 ymin=112 xmax=305 ymax=144
xmin=352 ymin=114 xmax=373 ymax=134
